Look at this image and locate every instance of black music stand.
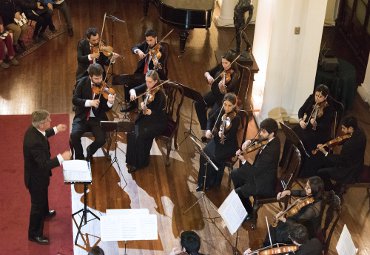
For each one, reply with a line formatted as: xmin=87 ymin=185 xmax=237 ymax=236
xmin=177 ymin=83 xmax=206 ymax=146
xmin=183 ymin=135 xmax=219 ymax=219
xmin=63 ymin=160 xmax=100 ymax=245
xmin=100 ymin=121 xmax=134 ymax=185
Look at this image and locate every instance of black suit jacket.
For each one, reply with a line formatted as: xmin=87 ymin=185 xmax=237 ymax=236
xmin=0 ymin=0 xmax=21 ymax=25
xmin=72 ymin=76 xmax=112 ymax=122
xmin=23 ymin=126 xmax=60 ymax=189
xmin=294 ymin=238 xmax=322 ymax=255
xmin=240 ymin=137 xmax=280 ymax=196
xmin=131 ymin=41 xmax=167 ymax=80
xmin=76 ymin=39 xmax=111 ymax=80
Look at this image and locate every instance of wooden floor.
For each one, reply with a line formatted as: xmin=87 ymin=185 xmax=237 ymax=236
xmin=1 ymin=0 xmax=370 ymax=254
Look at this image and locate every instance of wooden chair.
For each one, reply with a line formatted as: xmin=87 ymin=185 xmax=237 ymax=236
xmin=155 ymin=81 xmax=184 ymax=166
xmin=159 ymin=42 xmax=169 ymax=79
xmin=328 ymin=96 xmax=344 ymax=139
xmin=225 ymin=109 xmax=249 ymax=187
xmin=319 ymin=190 xmax=342 ymax=255
xmin=250 ymin=144 xmax=302 ymax=229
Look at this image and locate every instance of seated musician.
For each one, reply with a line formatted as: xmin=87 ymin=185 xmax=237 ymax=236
xmin=196 ymin=93 xmax=240 ymax=191
xmin=264 ymin=176 xmax=324 ymax=246
xmin=125 ymin=70 xmax=167 ymax=173
xmin=230 ymin=118 xmax=280 ymax=217
xmin=169 ymin=230 xmax=204 ymax=255
xmin=70 ymin=63 xmax=116 ymax=161
xmin=76 ymin=27 xmax=118 ymax=80
xmin=0 ymin=16 xmax=19 ymax=68
xmin=302 ymin=116 xmax=367 ymax=190
xmin=243 ymin=223 xmax=322 ymax=255
xmin=113 ymin=29 xmax=167 ymax=112
xmin=293 ymin=84 xmax=334 ymax=154
xmin=194 ymin=51 xmax=240 ymax=141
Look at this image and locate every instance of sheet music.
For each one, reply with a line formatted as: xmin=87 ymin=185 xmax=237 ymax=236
xmin=62 ymin=160 xmax=91 ymax=183
xmin=106 ymin=208 xmax=149 ymax=215
xmin=101 ymin=213 xmax=157 ymax=241
xmin=218 ymin=190 xmax=247 ymax=235
xmin=336 ymin=224 xmax=358 ymax=255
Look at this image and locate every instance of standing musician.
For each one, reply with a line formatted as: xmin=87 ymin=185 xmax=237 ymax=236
xmin=125 ymin=70 xmax=167 ymax=173
xmin=243 ymin=223 xmax=322 ymax=255
xmin=293 ymin=84 xmax=334 ymax=154
xmin=302 ymin=116 xmax=367 ymax=190
xmin=194 ymin=51 xmax=240 ymax=141
xmin=196 ymin=93 xmax=241 ymax=191
xmin=113 ymin=29 xmax=167 ymax=112
xmin=230 ymin=118 xmax=280 ymax=217
xmin=70 ymin=63 xmax=116 ymax=161
xmin=76 ymin=27 xmax=118 ymax=80
xmin=264 ymin=176 xmax=324 ymax=246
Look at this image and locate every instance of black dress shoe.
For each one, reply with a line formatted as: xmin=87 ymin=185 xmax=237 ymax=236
xmin=127 ymin=165 xmax=137 ymax=173
xmin=195 ymin=185 xmax=203 ymax=192
xmin=29 ymin=236 xmax=49 ymax=245
xmin=46 ymin=210 xmax=56 ymax=218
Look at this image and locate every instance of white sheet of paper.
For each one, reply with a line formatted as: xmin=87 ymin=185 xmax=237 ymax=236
xmin=218 ymin=189 xmax=247 ymax=235
xmin=62 ymin=160 xmax=91 ymax=183
xmin=336 ymin=224 xmax=357 ymax=255
xmin=101 ymin=214 xmax=157 ymax=241
xmin=106 ymin=208 xmax=149 ymax=215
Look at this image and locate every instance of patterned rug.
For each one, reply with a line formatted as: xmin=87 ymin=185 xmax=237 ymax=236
xmin=17 ymin=25 xmax=66 ymax=59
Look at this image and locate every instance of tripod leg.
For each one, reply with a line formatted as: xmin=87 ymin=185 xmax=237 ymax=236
xmin=183 ymin=192 xmax=206 ymax=215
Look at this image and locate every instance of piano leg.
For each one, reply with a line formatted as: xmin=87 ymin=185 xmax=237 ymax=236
xmin=179 ymin=30 xmax=189 ymax=53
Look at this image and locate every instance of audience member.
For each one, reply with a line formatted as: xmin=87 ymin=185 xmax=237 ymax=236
xmin=0 ymin=16 xmax=19 ymax=68
xmin=42 ymin=0 xmax=73 ymax=36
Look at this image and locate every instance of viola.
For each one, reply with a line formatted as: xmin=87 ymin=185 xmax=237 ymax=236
xmin=219 ymin=69 xmax=234 ymax=94
xmin=92 ymin=81 xmax=116 ymax=100
xmin=247 ymin=244 xmax=298 ymax=254
xmin=312 ymin=133 xmax=352 ymax=155
xmin=148 ymin=44 xmax=162 ymax=70
xmin=272 ymin=196 xmax=315 ymax=227
xmin=219 ymin=111 xmax=237 ymax=144
xmin=92 ymin=41 xmax=114 ymax=57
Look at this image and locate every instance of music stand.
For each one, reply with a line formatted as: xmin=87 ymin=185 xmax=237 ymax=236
xmin=183 ymin=135 xmax=219 ymax=218
xmin=177 ymin=83 xmax=206 ymax=146
xmin=100 ymin=121 xmax=135 ymax=186
xmin=63 ymin=160 xmax=100 ymax=245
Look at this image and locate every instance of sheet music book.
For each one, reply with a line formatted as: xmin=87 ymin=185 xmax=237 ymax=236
xmin=62 ymin=160 xmax=92 ymax=183
xmin=101 ymin=210 xmax=158 ymax=241
xmin=218 ymin=189 xmax=247 ymax=235
xmin=336 ymin=224 xmax=358 ymax=255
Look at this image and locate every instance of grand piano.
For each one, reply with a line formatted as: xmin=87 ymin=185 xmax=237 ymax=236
xmin=143 ymin=0 xmax=215 ymax=53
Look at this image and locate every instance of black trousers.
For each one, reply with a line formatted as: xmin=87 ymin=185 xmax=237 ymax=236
xmin=112 ymin=73 xmax=145 ymax=103
xmin=25 ymin=10 xmax=53 ymax=36
xmin=70 ymin=117 xmax=106 ymax=160
xmin=194 ymin=91 xmax=222 ymax=130
xmin=28 ymin=183 xmax=49 ymax=238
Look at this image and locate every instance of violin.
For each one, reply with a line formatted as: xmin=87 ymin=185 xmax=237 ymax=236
xmin=142 ymin=85 xmax=161 ymax=112
xmin=247 ymin=244 xmax=298 ymax=254
xmin=148 ymin=44 xmax=162 ymax=70
xmin=272 ymin=196 xmax=315 ymax=227
xmin=302 ymin=101 xmax=328 ymax=130
xmin=92 ymin=41 xmax=115 ymax=57
xmin=219 ymin=69 xmax=235 ymax=94
xmin=92 ymin=81 xmax=116 ymax=100
xmin=232 ymin=139 xmax=269 ymax=162
xmin=219 ymin=111 xmax=237 ymax=144
xmin=312 ymin=133 xmax=352 ymax=155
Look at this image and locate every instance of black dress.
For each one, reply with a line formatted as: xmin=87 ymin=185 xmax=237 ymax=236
xmin=197 ymin=108 xmax=240 ymax=189
xmin=126 ymin=83 xmax=167 ymax=169
xmin=293 ymin=94 xmax=334 ymax=154
xmin=195 ymin=64 xmax=240 ymax=130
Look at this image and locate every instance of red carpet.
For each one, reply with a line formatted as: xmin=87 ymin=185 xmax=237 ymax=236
xmin=0 ymin=114 xmax=73 ymax=255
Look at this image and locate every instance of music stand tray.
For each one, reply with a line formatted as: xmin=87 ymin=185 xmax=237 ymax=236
xmin=63 ymin=160 xmax=100 ymax=245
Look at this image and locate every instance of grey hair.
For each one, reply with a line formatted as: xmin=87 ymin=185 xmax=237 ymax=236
xmin=32 ymin=110 xmax=50 ymax=128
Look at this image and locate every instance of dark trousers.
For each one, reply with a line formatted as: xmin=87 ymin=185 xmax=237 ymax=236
xmin=25 ymin=10 xmax=52 ymax=36
xmin=194 ymin=91 xmax=222 ymax=130
xmin=231 ymin=167 xmax=257 ymax=214
xmin=197 ymin=154 xmax=225 ymax=188
xmin=70 ymin=117 xmax=106 ymax=159
xmin=112 ymin=73 xmax=145 ymax=102
xmin=28 ymin=184 xmax=49 ymax=238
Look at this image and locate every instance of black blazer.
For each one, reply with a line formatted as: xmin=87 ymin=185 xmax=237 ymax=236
xmin=208 ymin=64 xmax=240 ymax=99
xmin=131 ymin=41 xmax=167 ymax=80
xmin=72 ymin=76 xmax=112 ymax=122
xmin=76 ymin=38 xmax=111 ymax=80
xmin=23 ymin=126 xmax=60 ymax=189
xmin=241 ymin=137 xmax=280 ymax=196
xmin=0 ymin=0 xmax=21 ymax=25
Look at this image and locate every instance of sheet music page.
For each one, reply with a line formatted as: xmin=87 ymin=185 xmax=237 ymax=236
xmin=218 ymin=190 xmax=247 ymax=235
xmin=101 ymin=214 xmax=158 ymax=241
xmin=62 ymin=160 xmax=91 ymax=183
xmin=336 ymin=224 xmax=357 ymax=255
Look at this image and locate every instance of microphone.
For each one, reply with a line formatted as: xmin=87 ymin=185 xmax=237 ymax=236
xmin=107 ymin=14 xmax=125 ymax=23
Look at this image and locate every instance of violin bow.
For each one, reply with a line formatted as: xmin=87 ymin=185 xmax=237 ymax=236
xmin=212 ymin=53 xmax=242 ymax=83
xmin=98 ymin=13 xmax=108 ymax=51
xmin=144 ymin=28 xmax=174 ymax=57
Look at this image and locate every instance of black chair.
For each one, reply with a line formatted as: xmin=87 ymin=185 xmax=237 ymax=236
xmin=250 ymin=144 xmax=302 ymax=229
xmin=159 ymin=42 xmax=169 ymax=79
xmin=319 ymin=190 xmax=342 ymax=255
xmin=225 ymin=109 xmax=249 ymax=188
xmin=155 ymin=81 xmax=184 ymax=166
